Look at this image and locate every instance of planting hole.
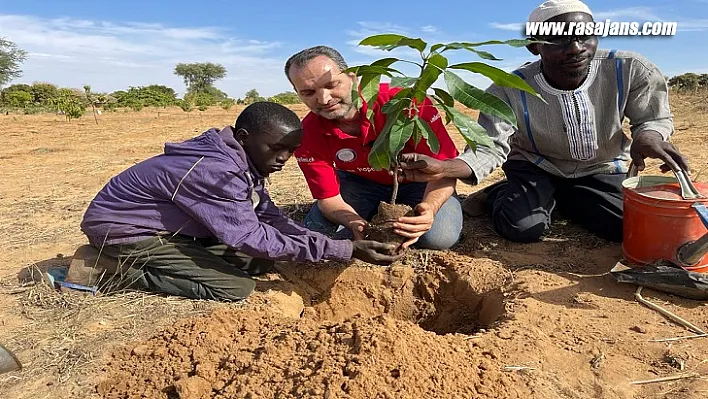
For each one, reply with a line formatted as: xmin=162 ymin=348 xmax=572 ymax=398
xmin=412 ymin=269 xmax=506 ymax=335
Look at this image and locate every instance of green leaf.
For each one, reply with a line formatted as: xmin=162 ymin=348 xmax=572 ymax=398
xmin=391 ymin=88 xmax=413 ymax=102
xmin=412 ymin=120 xmax=422 ymax=146
xmin=391 ymin=76 xmax=417 ymax=88
xmin=381 ymin=98 xmax=402 ymax=114
xmin=381 ymin=89 xmax=413 ymax=114
xmin=359 ymin=74 xmax=381 ymax=121
xmin=368 ymin=100 xmax=408 ymax=169
xmin=432 ymin=88 xmax=454 ymax=107
xmin=341 ymin=65 xmax=359 ymax=75
xmin=461 ymin=39 xmax=535 ymax=48
xmin=368 ymin=131 xmax=391 ymax=170
xmin=359 ymin=34 xmax=427 ymax=53
xmin=467 ymin=48 xmax=502 ymax=61
xmin=351 ymin=65 xmax=396 ymax=77
xmin=436 ymin=42 xmax=502 ymax=60
xmin=360 ymin=34 xmax=407 ymax=47
xmin=448 ymin=62 xmax=544 ymax=101
xmin=414 ymin=117 xmax=440 ymax=154
xmin=430 ymin=43 xmax=444 ymax=53
xmin=439 ymin=42 xmax=466 ymax=51
xmin=351 ymin=77 xmax=362 ymax=111
xmin=441 ymin=104 xmax=493 ymax=151
xmin=388 ymin=117 xmax=415 ymax=159
xmin=444 ymin=70 xmax=516 ymax=126
xmin=428 ymin=53 xmax=449 ymax=70
xmin=372 ymin=58 xmax=400 ymax=68
xmin=413 ymin=53 xmax=448 ymax=102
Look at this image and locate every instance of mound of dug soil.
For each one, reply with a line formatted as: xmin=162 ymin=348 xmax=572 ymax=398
xmin=95 ymin=247 xmax=708 ymax=399
xmin=97 ymin=255 xmax=522 ymax=399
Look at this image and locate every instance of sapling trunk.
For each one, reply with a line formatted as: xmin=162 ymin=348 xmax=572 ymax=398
xmin=391 ymin=167 xmax=399 ymax=204
xmin=365 ymin=165 xmax=413 ymax=253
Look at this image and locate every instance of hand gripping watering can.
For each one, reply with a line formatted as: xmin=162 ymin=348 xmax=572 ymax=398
xmin=622 ymin=164 xmax=708 ymax=273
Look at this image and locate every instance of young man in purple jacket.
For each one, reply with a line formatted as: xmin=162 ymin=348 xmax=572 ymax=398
xmin=80 ymin=102 xmax=401 ymax=301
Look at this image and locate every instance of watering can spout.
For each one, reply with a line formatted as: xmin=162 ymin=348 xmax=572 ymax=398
xmin=676 ymin=202 xmax=708 ymax=267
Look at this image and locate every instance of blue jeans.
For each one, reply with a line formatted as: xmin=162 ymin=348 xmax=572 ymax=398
xmin=304 ymin=171 xmax=463 ymax=250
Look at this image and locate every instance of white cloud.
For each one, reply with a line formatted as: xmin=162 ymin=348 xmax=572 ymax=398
xmin=676 ymin=19 xmax=708 ymax=31
xmin=421 ymin=25 xmax=438 ymax=33
xmin=594 ymin=7 xmax=662 ymax=21
xmin=591 ymin=6 xmax=708 ymax=32
xmin=0 ymin=14 xmax=290 ymax=97
xmin=345 ymin=21 xmax=419 ymax=59
xmin=489 ymin=22 xmax=524 ymax=32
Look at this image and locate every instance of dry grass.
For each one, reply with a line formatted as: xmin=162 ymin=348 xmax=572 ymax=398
xmin=0 ymin=273 xmax=221 ymax=397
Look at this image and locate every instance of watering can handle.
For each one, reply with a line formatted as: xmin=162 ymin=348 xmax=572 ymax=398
xmin=627 ymin=162 xmax=704 ymax=200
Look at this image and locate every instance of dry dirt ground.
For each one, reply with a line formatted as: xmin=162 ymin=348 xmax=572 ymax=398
xmin=1 ymin=97 xmax=708 ymax=399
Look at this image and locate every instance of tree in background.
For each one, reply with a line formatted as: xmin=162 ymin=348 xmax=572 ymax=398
xmin=0 ymin=38 xmax=28 ymax=87
xmin=242 ymin=89 xmax=266 ymax=104
xmin=51 ymin=88 xmax=85 ymax=121
xmin=4 ymin=90 xmax=32 ymax=108
xmin=178 ymin=99 xmax=194 ymax=112
xmin=220 ymin=98 xmax=235 ymax=110
xmin=30 ymin=82 xmax=59 ymax=106
xmin=184 ymin=85 xmax=228 ymax=106
xmin=668 ymin=73 xmax=705 ymax=93
xmin=110 ymin=85 xmax=178 ymax=110
xmin=0 ymin=83 xmax=32 ymax=106
xmin=268 ymin=91 xmax=301 ymax=104
xmin=174 ymin=62 xmax=226 ymax=93
xmin=699 ymin=74 xmax=708 ymax=91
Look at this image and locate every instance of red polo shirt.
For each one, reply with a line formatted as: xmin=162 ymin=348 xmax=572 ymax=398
xmin=295 ymin=83 xmax=459 ymax=200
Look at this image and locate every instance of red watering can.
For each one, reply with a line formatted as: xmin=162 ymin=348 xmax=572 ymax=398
xmin=622 ymin=165 xmax=708 ymax=273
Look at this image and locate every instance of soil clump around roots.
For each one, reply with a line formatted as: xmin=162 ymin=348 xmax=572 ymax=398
xmin=364 ymin=202 xmax=415 ymax=253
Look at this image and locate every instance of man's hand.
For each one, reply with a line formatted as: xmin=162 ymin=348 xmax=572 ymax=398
xmin=397 ymin=153 xmax=446 ymax=182
xmin=631 ymin=131 xmax=690 ymax=174
xmin=345 ymin=219 xmax=366 ymax=241
xmin=352 ymin=240 xmax=405 ymax=265
xmin=393 ymin=202 xmax=435 ymax=249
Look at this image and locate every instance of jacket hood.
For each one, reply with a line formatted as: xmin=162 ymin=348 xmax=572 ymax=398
xmin=164 ymin=126 xmax=252 ymax=171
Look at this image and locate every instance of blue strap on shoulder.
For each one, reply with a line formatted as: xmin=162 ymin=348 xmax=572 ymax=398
xmin=512 ymin=69 xmax=543 ymax=164
xmin=608 ymin=49 xmax=627 ymax=172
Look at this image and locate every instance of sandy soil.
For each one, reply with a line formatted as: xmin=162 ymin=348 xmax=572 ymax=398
xmin=1 ymin=96 xmax=708 ymax=399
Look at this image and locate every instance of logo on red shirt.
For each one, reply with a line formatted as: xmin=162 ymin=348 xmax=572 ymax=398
xmin=335 ymin=148 xmax=357 ymax=163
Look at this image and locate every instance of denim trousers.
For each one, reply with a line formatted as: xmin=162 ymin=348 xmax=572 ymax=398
xmin=304 ymin=171 xmax=463 ymax=250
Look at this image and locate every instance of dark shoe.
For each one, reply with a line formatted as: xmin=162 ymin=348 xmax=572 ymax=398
xmin=65 ymin=245 xmax=120 ymax=287
xmin=461 ymin=180 xmax=508 ymax=217
xmin=461 ymin=190 xmax=489 ymax=217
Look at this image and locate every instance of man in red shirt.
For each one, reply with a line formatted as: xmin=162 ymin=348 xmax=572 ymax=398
xmin=284 ymin=45 xmax=463 ymax=250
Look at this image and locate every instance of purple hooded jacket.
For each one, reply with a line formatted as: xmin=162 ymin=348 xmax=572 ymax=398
xmin=80 ymin=127 xmax=353 ymax=263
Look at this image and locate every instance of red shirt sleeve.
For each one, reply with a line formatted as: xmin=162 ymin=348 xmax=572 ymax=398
xmin=413 ymin=96 xmax=459 ymax=160
xmin=295 ymin=115 xmax=340 ymax=200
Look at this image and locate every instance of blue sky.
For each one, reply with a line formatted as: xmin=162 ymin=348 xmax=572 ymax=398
xmin=1 ymin=0 xmax=706 ymax=98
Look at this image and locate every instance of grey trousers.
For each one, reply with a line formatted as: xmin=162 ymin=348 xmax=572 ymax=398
xmin=98 ymin=234 xmax=274 ymax=301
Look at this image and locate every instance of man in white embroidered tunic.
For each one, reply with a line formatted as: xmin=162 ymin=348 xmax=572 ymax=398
xmin=397 ymin=0 xmax=690 ymax=243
